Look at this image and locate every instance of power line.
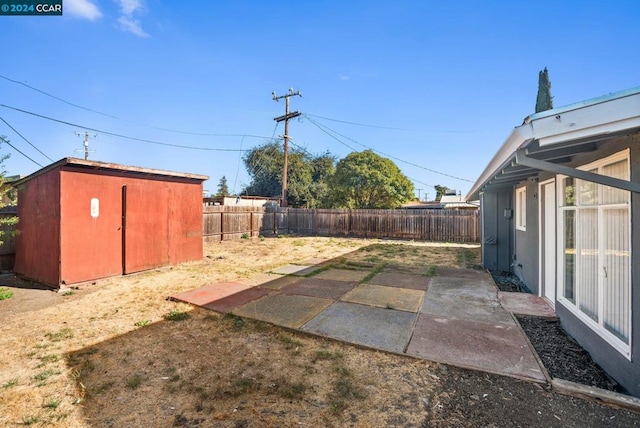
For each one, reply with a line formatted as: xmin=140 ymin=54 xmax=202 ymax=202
xmin=304 ymin=116 xmax=357 ymax=151
xmin=305 ymin=114 xmax=473 ymax=183
xmin=0 ymin=115 xmax=54 ymax=162
xmin=0 ymin=133 xmax=43 ymax=167
xmin=0 ymin=73 xmax=270 ymax=137
xmin=306 ymin=112 xmax=479 ymax=133
xmin=0 ymin=104 xmax=259 ymax=152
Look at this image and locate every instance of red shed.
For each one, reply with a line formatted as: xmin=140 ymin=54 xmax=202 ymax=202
xmin=14 ymin=158 xmax=208 ymax=288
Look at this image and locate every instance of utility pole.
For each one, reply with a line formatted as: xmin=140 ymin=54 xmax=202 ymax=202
xmin=272 ymin=88 xmax=302 ymax=207
xmin=416 ymin=188 xmax=423 ymax=201
xmin=75 ymin=131 xmax=96 ymax=160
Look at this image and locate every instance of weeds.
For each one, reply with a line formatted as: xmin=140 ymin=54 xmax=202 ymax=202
xmin=0 ymin=287 xmax=13 ymax=300
xmin=62 ymin=291 xmax=75 ymax=297
xmin=329 ymin=365 xmax=367 ymax=414
xmin=22 ymin=415 xmax=40 ymax=426
xmin=275 ymin=378 xmax=306 ymax=399
xmin=360 ymin=263 xmax=387 ymax=283
xmin=312 ymin=349 xmax=343 ymax=363
xmin=2 ymin=378 xmax=19 ymax=389
xmin=135 ymin=319 xmax=152 ymax=328
xmin=165 ymin=310 xmax=190 ymax=322
xmin=33 ymin=369 xmax=60 ymax=386
xmin=278 ymin=333 xmax=303 ymax=351
xmin=222 ymin=312 xmax=246 ymax=331
xmin=44 ymin=398 xmax=62 ymax=410
xmin=426 ymin=266 xmax=436 ymax=277
xmin=241 ymin=233 xmax=250 ymax=240
xmin=45 ymin=328 xmax=73 ymax=342
xmin=127 ymin=374 xmax=142 ymax=389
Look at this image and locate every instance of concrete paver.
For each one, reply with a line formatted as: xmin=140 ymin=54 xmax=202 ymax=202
xmin=238 ymin=273 xmax=298 ymax=288
xmin=271 ymin=264 xmax=315 ymax=276
xmin=203 ymin=287 xmax=272 ymax=313
xmin=303 ymin=301 xmax=417 ymax=353
xmin=313 ymin=268 xmax=370 ymax=282
xmin=280 ymin=278 xmax=357 ymax=300
xmin=171 ymin=282 xmax=252 ymax=306
xmin=498 ymin=291 xmax=557 ymax=317
xmin=368 ymin=272 xmax=430 ymax=290
xmin=422 ymin=291 xmax=514 ymax=324
xmin=406 ymin=313 xmax=546 ymax=382
xmin=233 ymin=294 xmax=333 ymax=329
xmin=341 ymin=284 xmax=425 ymax=313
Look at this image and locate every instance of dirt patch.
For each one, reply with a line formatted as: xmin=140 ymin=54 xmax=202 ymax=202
xmin=0 ymin=237 xmax=638 ymax=427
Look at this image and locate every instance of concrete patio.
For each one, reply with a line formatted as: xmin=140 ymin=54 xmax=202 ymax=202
xmin=171 ymin=263 xmax=554 ymax=383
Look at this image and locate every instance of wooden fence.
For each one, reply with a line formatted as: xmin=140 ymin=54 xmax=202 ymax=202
xmin=203 ymin=206 xmax=479 ymax=243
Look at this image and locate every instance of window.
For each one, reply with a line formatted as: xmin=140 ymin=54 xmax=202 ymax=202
xmin=515 ymin=187 xmax=526 ymax=231
xmin=558 ymin=150 xmax=631 ymax=357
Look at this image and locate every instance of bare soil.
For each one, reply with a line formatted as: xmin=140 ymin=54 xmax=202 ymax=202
xmin=0 ymin=237 xmax=638 ymax=427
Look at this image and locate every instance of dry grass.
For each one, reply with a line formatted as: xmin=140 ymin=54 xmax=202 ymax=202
xmin=0 ymin=237 xmax=479 ymax=427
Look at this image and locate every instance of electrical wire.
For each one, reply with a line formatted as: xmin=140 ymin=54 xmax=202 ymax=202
xmin=305 ymin=113 xmax=413 ymax=131
xmin=0 ymin=116 xmax=54 ymax=162
xmin=0 ymin=104 xmax=258 ymax=152
xmin=305 ymin=114 xmax=473 ymax=183
xmin=0 ymin=73 xmax=270 ymax=137
xmin=0 ymin=131 xmax=43 ymax=168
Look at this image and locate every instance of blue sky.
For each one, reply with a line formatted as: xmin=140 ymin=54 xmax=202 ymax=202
xmin=1 ymin=0 xmax=638 ymax=199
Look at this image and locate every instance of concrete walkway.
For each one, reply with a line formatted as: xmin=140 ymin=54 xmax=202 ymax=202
xmin=171 ymin=263 xmax=554 ymax=383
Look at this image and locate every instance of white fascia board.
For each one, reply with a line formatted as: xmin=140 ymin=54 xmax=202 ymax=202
xmin=465 ymin=126 xmax=533 ymax=201
xmin=531 ymin=92 xmax=640 ymax=147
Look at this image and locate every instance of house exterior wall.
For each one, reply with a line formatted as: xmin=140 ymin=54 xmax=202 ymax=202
xmin=14 ymin=168 xmax=61 ymax=286
xmin=480 ymin=188 xmax=512 ymax=272
xmin=513 ymin=180 xmax=539 ymax=294
xmin=555 ymin=137 xmax=640 ymax=396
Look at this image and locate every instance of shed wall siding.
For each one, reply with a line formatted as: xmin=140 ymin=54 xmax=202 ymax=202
xmin=14 ymin=169 xmax=61 ymax=285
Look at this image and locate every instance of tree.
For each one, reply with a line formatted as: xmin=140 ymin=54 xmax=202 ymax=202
xmin=0 ymin=137 xmax=18 ymax=246
xmin=327 ymin=150 xmax=414 ymax=209
xmin=242 ymin=142 xmax=335 ymax=208
xmin=434 ymin=185 xmax=449 ymax=201
xmin=216 ymin=176 xmax=229 ymax=196
xmin=535 ymin=67 xmax=554 ymax=113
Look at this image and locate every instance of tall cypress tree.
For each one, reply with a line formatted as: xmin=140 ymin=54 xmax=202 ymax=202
xmin=535 ymin=67 xmax=554 ymax=113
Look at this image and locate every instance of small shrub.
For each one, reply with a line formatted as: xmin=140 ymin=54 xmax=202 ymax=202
xmin=165 ymin=310 xmax=190 ymax=322
xmin=0 ymin=287 xmax=13 ymax=300
xmin=241 ymin=232 xmax=250 ymax=240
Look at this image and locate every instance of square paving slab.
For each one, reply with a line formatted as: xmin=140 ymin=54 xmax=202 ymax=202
xmin=233 ymin=294 xmax=333 ymax=329
xmin=239 ymin=274 xmax=301 ymax=290
xmin=203 ymin=287 xmax=272 ymax=313
xmin=271 ymin=264 xmax=315 ymax=276
xmin=280 ymin=278 xmax=357 ymax=300
xmin=170 ymin=282 xmax=252 ymax=306
xmin=421 ymin=291 xmax=514 ymax=324
xmin=313 ymin=268 xmax=371 ymax=282
xmin=406 ymin=313 xmax=546 ymax=382
xmin=498 ymin=292 xmax=556 ymax=317
xmin=303 ymin=301 xmax=417 ymax=353
xmin=341 ymin=284 xmax=424 ymax=313
xmin=435 ymin=267 xmax=489 ymax=279
xmin=428 ymin=277 xmax=497 ymax=301
xmin=368 ymin=272 xmax=430 ymax=290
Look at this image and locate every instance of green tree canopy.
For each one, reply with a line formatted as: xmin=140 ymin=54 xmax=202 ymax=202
xmin=434 ymin=184 xmax=449 ymax=201
xmin=0 ymin=138 xmax=18 ymax=246
xmin=242 ymin=142 xmax=335 ymax=208
xmin=216 ymin=175 xmax=229 ymax=196
xmin=327 ymin=150 xmax=414 ymax=209
xmin=535 ymin=67 xmax=554 ymax=113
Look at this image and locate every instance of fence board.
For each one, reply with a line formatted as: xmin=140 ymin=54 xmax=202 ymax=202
xmin=203 ymin=206 xmax=479 ymax=243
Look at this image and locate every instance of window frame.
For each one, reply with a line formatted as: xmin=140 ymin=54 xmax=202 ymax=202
xmin=515 ymin=186 xmax=526 ymax=231
xmin=556 ymin=149 xmax=631 ymax=359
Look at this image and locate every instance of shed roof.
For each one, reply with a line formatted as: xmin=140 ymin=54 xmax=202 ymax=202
xmin=466 ymin=87 xmax=640 ymax=200
xmin=15 ymin=158 xmax=209 ymax=186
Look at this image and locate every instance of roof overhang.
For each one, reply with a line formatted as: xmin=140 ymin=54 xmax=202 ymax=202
xmin=466 ymin=87 xmax=640 ymax=200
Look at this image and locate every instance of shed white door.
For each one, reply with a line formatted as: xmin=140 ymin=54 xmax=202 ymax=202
xmin=542 ymin=181 xmax=556 ymax=304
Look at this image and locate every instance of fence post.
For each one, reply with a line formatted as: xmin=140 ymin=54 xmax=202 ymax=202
xmin=220 ymin=211 xmax=224 ymax=241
